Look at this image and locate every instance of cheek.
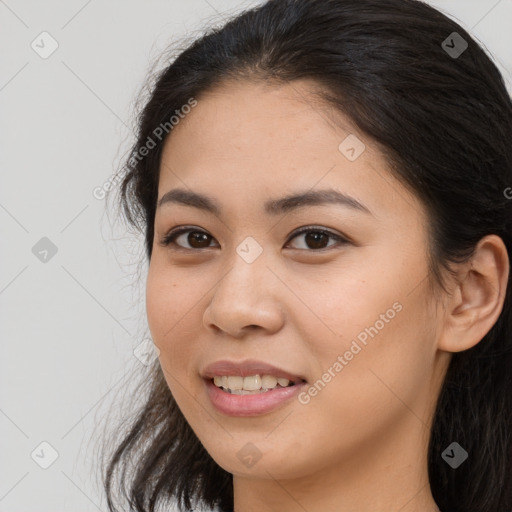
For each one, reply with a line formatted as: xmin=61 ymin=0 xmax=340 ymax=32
xmin=146 ymin=267 xmax=172 ymax=343
xmin=312 ymin=287 xmax=435 ymax=436
xmin=146 ymin=268 xmax=197 ymax=410
xmin=293 ymin=266 xmax=403 ymax=359
xmin=146 ymin=263 xmax=188 ymax=357
xmin=298 ymin=254 xmax=435 ymax=417
xmin=146 ymin=261 xmax=208 ymax=377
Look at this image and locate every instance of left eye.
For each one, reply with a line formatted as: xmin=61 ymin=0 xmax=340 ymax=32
xmin=160 ymin=226 xmax=348 ymax=251
xmin=287 ymin=227 xmax=348 ymax=250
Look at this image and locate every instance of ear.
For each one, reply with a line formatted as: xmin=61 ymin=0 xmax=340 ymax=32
xmin=437 ymin=234 xmax=510 ymax=353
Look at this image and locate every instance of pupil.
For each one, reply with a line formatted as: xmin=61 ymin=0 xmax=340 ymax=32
xmin=306 ymin=232 xmax=328 ymax=249
xmin=189 ymin=232 xmax=210 ymax=248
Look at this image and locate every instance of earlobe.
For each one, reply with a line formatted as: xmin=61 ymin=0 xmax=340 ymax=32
xmin=438 ymin=234 xmax=510 ymax=353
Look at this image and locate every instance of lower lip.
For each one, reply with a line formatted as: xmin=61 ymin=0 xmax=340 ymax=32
xmin=204 ymin=378 xmax=306 ymax=417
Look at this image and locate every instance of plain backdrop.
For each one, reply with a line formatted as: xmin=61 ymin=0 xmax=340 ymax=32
xmin=1 ymin=1 xmax=511 ymax=511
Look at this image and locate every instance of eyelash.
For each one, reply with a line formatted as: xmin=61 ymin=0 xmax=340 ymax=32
xmin=159 ymin=225 xmax=350 ymax=251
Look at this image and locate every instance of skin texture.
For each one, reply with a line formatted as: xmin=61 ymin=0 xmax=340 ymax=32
xmin=146 ymin=80 xmax=509 ymax=512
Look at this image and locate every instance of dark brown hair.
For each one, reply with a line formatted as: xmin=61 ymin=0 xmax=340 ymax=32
xmin=101 ymin=1 xmax=512 ymax=511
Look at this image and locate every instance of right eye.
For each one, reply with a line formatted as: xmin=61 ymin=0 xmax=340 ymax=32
xmin=160 ymin=227 xmax=218 ymax=250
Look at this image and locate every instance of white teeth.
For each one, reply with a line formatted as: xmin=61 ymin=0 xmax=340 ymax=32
xmin=212 ymin=374 xmax=295 ymax=393
xmin=261 ymin=375 xmax=278 ymax=389
xmin=243 ymin=375 xmax=262 ymax=391
xmin=227 ymin=376 xmax=244 ymax=390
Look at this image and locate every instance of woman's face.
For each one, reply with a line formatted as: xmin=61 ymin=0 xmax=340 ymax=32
xmin=146 ymin=80 xmax=449 ymax=482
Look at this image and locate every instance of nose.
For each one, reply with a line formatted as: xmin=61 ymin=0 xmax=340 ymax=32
xmin=202 ymin=248 xmax=285 ymax=339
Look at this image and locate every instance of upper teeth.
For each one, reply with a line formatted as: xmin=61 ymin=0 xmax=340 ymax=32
xmin=213 ymin=375 xmax=292 ymax=391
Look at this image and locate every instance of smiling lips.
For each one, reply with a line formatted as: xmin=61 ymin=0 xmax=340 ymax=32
xmin=202 ymin=359 xmax=307 ymax=416
xmin=213 ymin=374 xmax=295 ymax=394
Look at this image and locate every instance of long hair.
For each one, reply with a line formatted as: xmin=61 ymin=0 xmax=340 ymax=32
xmin=101 ymin=1 xmax=512 ymax=511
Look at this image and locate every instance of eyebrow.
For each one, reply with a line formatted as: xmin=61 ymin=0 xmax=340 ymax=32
xmin=157 ymin=187 xmax=372 ymax=216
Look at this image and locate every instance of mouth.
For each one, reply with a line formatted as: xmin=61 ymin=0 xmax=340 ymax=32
xmin=210 ymin=374 xmax=306 ymax=395
xmin=201 ymin=360 xmax=308 ymax=416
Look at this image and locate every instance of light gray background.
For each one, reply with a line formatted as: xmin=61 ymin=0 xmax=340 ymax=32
xmin=1 ymin=1 xmax=511 ymax=511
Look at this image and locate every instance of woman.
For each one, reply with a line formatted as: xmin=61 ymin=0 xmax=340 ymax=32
xmin=101 ymin=0 xmax=512 ymax=511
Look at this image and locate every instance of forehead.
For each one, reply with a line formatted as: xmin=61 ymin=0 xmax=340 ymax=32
xmin=163 ymin=79 xmax=357 ymax=161
xmin=157 ymin=79 xmax=424 ymax=227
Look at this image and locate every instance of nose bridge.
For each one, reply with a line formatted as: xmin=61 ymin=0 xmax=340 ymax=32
xmin=203 ymin=236 xmax=284 ymax=336
xmin=221 ymin=234 xmax=271 ymax=291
